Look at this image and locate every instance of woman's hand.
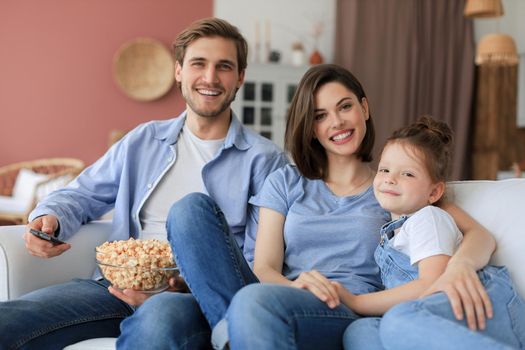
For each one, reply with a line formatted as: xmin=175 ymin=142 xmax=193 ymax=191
xmin=291 ymin=270 xmax=340 ymax=308
xmin=420 ymin=260 xmax=493 ymax=331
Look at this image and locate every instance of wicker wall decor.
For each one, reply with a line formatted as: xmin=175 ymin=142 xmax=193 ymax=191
xmin=113 ymin=38 xmax=175 ymax=102
xmin=464 ymin=0 xmax=503 ymax=18
xmin=476 ymin=33 xmax=519 ymax=66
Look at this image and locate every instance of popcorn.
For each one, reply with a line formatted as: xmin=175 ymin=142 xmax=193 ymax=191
xmin=96 ymin=238 xmax=177 ymax=291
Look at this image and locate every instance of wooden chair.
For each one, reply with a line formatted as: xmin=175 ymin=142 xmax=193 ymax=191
xmin=0 ymin=158 xmax=85 ymax=225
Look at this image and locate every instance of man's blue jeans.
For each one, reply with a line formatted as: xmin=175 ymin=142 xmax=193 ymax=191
xmin=118 ymin=193 xmax=259 ymax=349
xmin=167 ymin=193 xmax=259 ymax=328
xmin=0 ymin=193 xmax=256 ymax=350
xmin=343 ymin=266 xmax=525 ymax=349
xmin=0 ymin=278 xmax=132 ymax=349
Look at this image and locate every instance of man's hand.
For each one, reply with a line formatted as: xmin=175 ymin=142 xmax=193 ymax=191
xmin=108 ymin=286 xmax=151 ymax=306
xmin=291 ymin=270 xmax=340 ymax=308
xmin=108 ymin=276 xmax=189 ymax=306
xmin=23 ymin=215 xmax=70 ymax=258
xmin=420 ymin=260 xmax=493 ymax=331
xmin=168 ymin=275 xmax=190 ymax=293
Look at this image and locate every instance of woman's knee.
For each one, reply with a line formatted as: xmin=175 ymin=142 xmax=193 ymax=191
xmin=229 ymin=284 xmax=270 ymax=314
xmin=228 ymin=284 xmax=284 ymax=326
xmin=343 ymin=318 xmax=382 ymax=350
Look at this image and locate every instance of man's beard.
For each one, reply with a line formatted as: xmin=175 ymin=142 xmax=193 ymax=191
xmin=181 ymin=82 xmax=238 ymax=118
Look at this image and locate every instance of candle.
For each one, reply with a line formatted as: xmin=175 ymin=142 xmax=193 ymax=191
xmin=255 ymin=20 xmax=260 ymax=47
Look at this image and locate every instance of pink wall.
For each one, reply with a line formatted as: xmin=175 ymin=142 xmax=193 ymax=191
xmin=0 ymin=0 xmax=212 ymax=167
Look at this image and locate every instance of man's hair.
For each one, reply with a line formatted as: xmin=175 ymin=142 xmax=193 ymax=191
xmin=172 ymin=17 xmax=248 ymax=74
xmin=285 ymin=64 xmax=375 ymax=180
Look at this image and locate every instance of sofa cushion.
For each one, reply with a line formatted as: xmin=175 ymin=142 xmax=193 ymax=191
xmin=0 ymin=196 xmax=30 ymax=214
xmin=35 ymin=174 xmax=72 ymax=201
xmin=12 ymin=168 xmax=48 ymax=201
xmin=447 ymin=179 xmax=525 ymax=298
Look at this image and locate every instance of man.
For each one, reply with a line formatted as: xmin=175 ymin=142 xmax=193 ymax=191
xmin=0 ymin=17 xmax=287 ymax=349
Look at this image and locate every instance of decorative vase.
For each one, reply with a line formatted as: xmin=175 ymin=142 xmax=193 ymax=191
xmin=291 ymin=42 xmax=306 ymax=66
xmin=309 ymin=49 xmax=323 ymax=65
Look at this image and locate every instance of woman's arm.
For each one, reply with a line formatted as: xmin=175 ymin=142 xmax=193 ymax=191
xmin=423 ymin=202 xmax=496 ymax=330
xmin=253 ymin=207 xmax=340 ymax=307
xmin=335 ymin=255 xmax=449 ymax=316
xmin=252 ymin=207 xmax=289 ymax=284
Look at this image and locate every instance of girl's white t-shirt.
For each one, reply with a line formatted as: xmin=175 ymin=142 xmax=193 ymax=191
xmin=391 ymin=206 xmax=463 ymax=265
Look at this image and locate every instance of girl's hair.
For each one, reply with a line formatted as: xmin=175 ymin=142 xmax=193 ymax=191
xmin=285 ymin=64 xmax=375 ymax=179
xmin=388 ymin=115 xmax=454 ymax=182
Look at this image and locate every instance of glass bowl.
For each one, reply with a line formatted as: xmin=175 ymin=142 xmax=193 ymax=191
xmin=96 ymin=248 xmax=178 ymax=293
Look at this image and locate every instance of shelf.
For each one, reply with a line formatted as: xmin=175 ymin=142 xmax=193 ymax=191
xmin=232 ymin=64 xmax=310 ymax=148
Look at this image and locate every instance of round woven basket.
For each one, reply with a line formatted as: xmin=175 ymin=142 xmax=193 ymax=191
xmin=113 ymin=38 xmax=175 ymax=101
xmin=476 ymin=33 xmax=518 ymax=66
xmin=464 ymin=0 xmax=503 ymax=18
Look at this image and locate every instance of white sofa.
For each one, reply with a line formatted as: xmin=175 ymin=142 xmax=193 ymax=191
xmin=1 ymin=179 xmax=524 ymax=349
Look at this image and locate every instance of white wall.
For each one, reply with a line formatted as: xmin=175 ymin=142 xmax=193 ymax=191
xmin=214 ymin=0 xmax=336 ymax=65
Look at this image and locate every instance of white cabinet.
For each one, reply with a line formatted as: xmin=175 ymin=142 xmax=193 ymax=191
xmin=231 ymin=63 xmax=309 ymax=148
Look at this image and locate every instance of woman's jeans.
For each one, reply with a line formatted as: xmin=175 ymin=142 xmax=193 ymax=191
xmin=343 ymin=227 xmax=525 ymax=350
xmin=227 ymin=283 xmax=361 ymax=350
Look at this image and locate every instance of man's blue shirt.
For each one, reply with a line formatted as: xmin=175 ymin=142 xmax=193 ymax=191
xmin=30 ymin=111 xmax=288 ymax=254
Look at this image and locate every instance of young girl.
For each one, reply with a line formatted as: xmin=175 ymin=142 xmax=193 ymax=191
xmin=340 ymin=116 xmax=525 ymax=349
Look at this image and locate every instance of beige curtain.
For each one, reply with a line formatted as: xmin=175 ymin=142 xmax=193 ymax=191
xmin=335 ymin=0 xmax=474 ymax=180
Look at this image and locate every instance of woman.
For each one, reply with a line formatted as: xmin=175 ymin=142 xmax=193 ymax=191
xmin=168 ymin=64 xmax=495 ymax=349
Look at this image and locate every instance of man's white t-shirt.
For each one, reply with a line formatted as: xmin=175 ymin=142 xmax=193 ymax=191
xmin=391 ymin=206 xmax=463 ymax=265
xmin=139 ymin=124 xmax=224 ymax=241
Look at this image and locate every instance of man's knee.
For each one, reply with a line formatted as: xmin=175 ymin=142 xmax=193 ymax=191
xmin=167 ymin=193 xmax=217 ymax=244
xmin=168 ymin=193 xmax=214 ymax=224
xmin=121 ymin=293 xmax=209 ymax=341
xmin=139 ymin=293 xmax=201 ymax=325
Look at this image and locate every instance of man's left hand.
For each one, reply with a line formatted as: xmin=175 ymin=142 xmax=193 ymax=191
xmin=108 ymin=286 xmax=151 ymax=306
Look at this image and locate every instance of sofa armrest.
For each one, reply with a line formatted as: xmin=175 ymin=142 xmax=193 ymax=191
xmin=0 ymin=220 xmax=111 ymax=301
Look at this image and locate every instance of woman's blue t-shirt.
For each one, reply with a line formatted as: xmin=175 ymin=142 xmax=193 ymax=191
xmin=249 ymin=164 xmax=390 ymax=294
